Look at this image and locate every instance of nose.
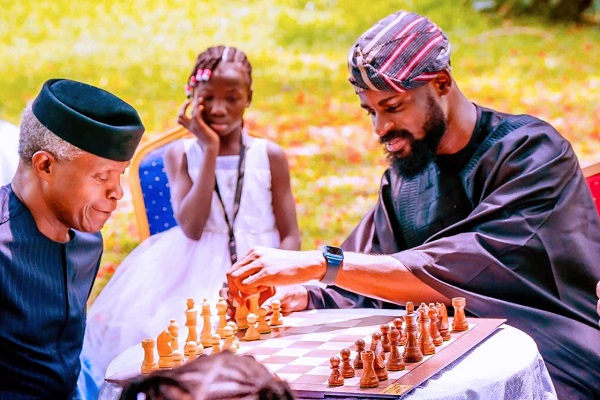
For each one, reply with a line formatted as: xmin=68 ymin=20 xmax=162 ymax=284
xmin=210 ymin=99 xmax=227 ymax=117
xmin=108 ymin=178 xmax=124 ymax=201
xmin=373 ymin=114 xmax=394 ymax=137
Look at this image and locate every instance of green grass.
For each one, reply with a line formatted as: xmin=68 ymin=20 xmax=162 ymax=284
xmin=1 ymin=0 xmax=598 ymax=303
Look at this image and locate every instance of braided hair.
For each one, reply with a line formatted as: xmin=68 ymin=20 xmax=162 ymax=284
xmin=185 ymin=45 xmax=253 ymax=98
xmin=119 ymin=352 xmax=296 ymax=400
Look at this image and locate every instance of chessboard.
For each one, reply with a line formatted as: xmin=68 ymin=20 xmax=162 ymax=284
xmin=105 ymin=305 xmax=506 ymax=399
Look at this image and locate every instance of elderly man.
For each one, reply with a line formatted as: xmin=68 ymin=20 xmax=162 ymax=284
xmin=0 ymin=79 xmax=144 ymax=399
xmin=227 ymin=10 xmax=600 ymax=399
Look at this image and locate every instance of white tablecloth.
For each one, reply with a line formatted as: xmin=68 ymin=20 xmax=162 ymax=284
xmin=99 ymin=310 xmax=556 ymax=400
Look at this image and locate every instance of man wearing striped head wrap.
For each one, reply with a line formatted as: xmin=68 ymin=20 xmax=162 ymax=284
xmin=227 ymin=11 xmax=600 ymax=399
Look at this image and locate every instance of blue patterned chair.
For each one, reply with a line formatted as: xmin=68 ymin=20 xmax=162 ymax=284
xmin=128 ymin=125 xmax=191 ymax=240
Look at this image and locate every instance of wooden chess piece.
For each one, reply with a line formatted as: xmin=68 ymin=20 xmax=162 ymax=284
xmin=184 ymin=341 xmax=199 ymax=364
xmin=428 ymin=303 xmax=443 ymax=346
xmin=340 ymin=348 xmax=355 ymax=378
xmin=270 ymin=299 xmax=283 ymax=326
xmin=371 ymin=332 xmax=388 ymax=381
xmin=405 ymin=301 xmax=414 ymax=314
xmin=227 ymin=321 xmax=240 ymax=350
xmin=200 ymin=298 xmax=212 ymax=348
xmin=221 ymin=324 xmax=236 ymax=353
xmin=393 ymin=317 xmax=407 ymax=346
xmin=247 ymin=293 xmax=260 ymax=315
xmin=157 ymin=330 xmax=175 ymax=369
xmin=436 ymin=302 xmax=451 ymax=341
xmin=386 ymin=328 xmax=405 ymax=371
xmin=216 ymin=297 xmax=228 ymax=337
xmin=328 ymin=356 xmax=345 ymax=386
xmin=184 ymin=340 xmax=199 ymax=358
xmin=402 ymin=312 xmax=423 ymax=363
xmin=257 ymin=307 xmax=271 ymax=334
xmin=452 ymin=297 xmax=469 ymax=332
xmin=168 ymin=319 xmax=180 ymax=352
xmin=210 ymin=333 xmax=222 ymax=354
xmin=234 ymin=299 xmax=249 ymax=331
xmin=359 ymin=350 xmax=379 ymax=388
xmin=353 ymin=339 xmax=365 ymax=369
xmin=380 ymin=324 xmax=391 ymax=353
xmin=243 ymin=313 xmax=261 ymax=341
xmin=141 ymin=338 xmax=158 ymax=374
xmin=185 ymin=298 xmax=198 ymax=344
xmin=417 ymin=305 xmax=435 ymax=356
xmin=172 ymin=349 xmax=183 ymax=367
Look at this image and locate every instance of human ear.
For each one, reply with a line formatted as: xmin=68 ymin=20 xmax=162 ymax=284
xmin=31 ymin=151 xmax=55 ymax=181
xmin=432 ymin=70 xmax=452 ymax=96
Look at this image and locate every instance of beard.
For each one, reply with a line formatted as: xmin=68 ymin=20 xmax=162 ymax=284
xmin=380 ymin=95 xmax=447 ymax=178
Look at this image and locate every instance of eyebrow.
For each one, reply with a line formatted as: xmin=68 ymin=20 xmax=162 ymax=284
xmin=360 ymin=95 xmax=402 ymax=109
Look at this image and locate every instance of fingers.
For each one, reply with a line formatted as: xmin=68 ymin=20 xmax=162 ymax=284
xmin=177 ymin=99 xmax=192 ymax=127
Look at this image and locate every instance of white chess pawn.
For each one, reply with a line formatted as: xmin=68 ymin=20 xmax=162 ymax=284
xmin=227 ymin=321 xmax=241 ymax=350
xmin=257 ymin=307 xmax=271 ymax=334
xmin=244 ymin=313 xmax=261 ymax=341
xmin=221 ymin=325 xmax=236 ymax=353
xmin=210 ymin=333 xmax=222 ymax=354
xmin=270 ymin=299 xmax=283 ymax=326
xmin=184 ymin=341 xmax=199 ymax=363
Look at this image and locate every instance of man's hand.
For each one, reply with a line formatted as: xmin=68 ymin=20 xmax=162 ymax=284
xmin=226 ymin=246 xmax=324 ymax=305
xmin=260 ymin=285 xmax=310 ymax=315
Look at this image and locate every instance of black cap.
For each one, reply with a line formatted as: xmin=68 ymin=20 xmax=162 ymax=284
xmin=32 ymin=78 xmax=145 ymax=161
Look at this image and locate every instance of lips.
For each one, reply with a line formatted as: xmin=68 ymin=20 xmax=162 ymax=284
xmin=386 ymin=137 xmax=409 ymax=154
xmin=210 ymin=123 xmax=228 ymax=133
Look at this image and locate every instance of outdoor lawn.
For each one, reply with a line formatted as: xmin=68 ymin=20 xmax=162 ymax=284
xmin=1 ymin=1 xmax=599 ymax=303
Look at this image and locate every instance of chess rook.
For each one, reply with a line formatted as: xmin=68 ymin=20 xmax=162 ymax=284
xmin=359 ymin=350 xmax=379 ymax=388
xmin=452 ymin=297 xmax=469 ymax=332
xmin=140 ymin=338 xmax=158 ymax=374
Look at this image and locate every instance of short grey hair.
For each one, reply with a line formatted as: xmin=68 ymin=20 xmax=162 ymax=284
xmin=19 ymin=102 xmax=84 ymax=165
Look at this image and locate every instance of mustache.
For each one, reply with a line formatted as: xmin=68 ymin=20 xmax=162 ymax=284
xmin=379 ymin=130 xmax=413 ymax=145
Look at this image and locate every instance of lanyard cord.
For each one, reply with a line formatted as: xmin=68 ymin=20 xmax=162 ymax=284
xmin=214 ymin=133 xmax=246 ymax=265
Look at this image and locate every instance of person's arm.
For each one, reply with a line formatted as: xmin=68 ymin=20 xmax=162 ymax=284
xmin=164 ymin=140 xmax=217 ymax=240
xmin=597 ymin=280 xmax=600 ymax=326
xmin=227 ymin=246 xmax=448 ymax=306
xmin=164 ymin=99 xmax=222 ymax=240
xmin=266 ymin=141 xmax=301 ymax=250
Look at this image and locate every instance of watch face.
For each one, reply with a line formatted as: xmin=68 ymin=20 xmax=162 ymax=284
xmin=324 ymin=245 xmax=343 ymax=256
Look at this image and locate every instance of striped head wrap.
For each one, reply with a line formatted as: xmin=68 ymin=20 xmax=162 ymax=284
xmin=348 ymin=11 xmax=451 ymax=93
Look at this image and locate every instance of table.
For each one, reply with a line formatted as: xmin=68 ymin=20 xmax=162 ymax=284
xmin=99 ymin=309 xmax=556 ymax=400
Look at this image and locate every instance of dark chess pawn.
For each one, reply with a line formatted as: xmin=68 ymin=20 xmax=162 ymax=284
xmin=371 ymin=332 xmax=388 ymax=381
xmin=354 ymin=339 xmax=365 ymax=369
xmin=386 ymin=327 xmax=405 ymax=371
xmin=328 ymin=356 xmax=344 ymax=386
xmin=402 ymin=312 xmax=423 ymax=363
xmin=418 ymin=305 xmax=436 ymax=356
xmin=428 ymin=303 xmax=443 ymax=346
xmin=393 ymin=317 xmax=407 ymax=346
xmin=359 ymin=350 xmax=379 ymax=388
xmin=380 ymin=324 xmax=391 ymax=353
xmin=340 ymin=348 xmax=355 ymax=378
xmin=436 ymin=302 xmax=451 ymax=341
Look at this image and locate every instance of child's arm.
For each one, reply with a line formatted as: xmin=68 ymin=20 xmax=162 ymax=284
xmin=164 ymin=138 xmax=218 ymax=240
xmin=267 ymin=141 xmax=301 ymax=250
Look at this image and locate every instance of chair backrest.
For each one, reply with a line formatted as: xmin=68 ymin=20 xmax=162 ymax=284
xmin=583 ymin=161 xmax=600 ymax=216
xmin=128 ymin=125 xmax=191 ymax=241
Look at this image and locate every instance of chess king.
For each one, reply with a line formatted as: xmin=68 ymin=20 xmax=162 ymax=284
xmin=227 ymin=9 xmax=600 ymax=399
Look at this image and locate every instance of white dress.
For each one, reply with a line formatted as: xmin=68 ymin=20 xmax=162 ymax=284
xmin=80 ymin=136 xmax=280 ymax=389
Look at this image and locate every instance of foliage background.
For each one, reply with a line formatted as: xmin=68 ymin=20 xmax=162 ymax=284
xmin=1 ymin=0 xmax=599 ymax=302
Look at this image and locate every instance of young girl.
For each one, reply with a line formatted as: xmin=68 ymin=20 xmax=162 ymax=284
xmin=79 ymin=45 xmax=301 ymax=398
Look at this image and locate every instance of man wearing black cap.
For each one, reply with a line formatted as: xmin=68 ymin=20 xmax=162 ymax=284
xmin=0 ymin=78 xmax=144 ymax=398
xmin=227 ymin=10 xmax=600 ymax=399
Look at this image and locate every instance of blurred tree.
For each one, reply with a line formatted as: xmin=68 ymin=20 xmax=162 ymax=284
xmin=473 ymin=0 xmax=599 ymax=22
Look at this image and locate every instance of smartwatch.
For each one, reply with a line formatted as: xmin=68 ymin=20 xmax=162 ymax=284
xmin=321 ymin=245 xmax=344 ymax=284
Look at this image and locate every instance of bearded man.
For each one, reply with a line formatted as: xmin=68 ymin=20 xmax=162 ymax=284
xmin=227 ymin=10 xmax=600 ymax=399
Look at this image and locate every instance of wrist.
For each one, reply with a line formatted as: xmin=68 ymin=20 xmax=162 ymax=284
xmin=320 ymin=245 xmax=344 ymax=285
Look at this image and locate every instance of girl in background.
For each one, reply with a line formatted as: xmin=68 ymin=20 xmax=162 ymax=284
xmin=79 ymin=45 xmax=301 ymax=399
